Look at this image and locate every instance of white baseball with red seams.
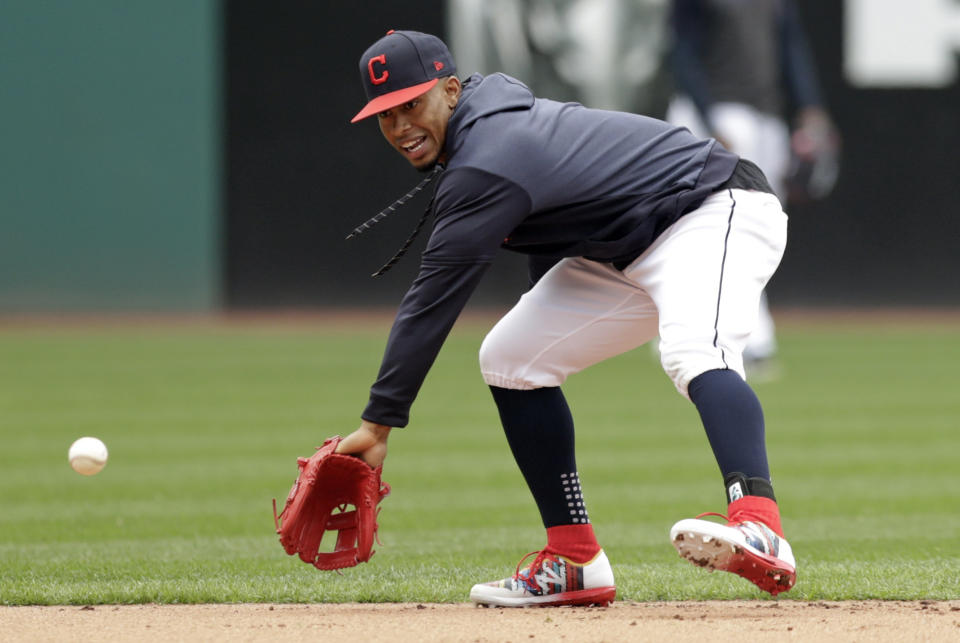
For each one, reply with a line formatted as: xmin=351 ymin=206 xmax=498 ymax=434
xmin=68 ymin=437 xmax=108 ymax=476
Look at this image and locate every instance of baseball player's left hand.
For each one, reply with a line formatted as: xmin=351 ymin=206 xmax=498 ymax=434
xmin=274 ymin=435 xmax=391 ymax=570
xmin=336 ymin=421 xmax=391 ymax=468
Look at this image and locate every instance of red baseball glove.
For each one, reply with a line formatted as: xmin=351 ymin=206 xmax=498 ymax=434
xmin=273 ymin=436 xmax=390 ymax=570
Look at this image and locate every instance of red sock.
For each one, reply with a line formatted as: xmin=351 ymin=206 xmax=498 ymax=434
xmin=728 ymin=496 xmax=784 ymax=537
xmin=546 ymin=524 xmax=601 ymax=563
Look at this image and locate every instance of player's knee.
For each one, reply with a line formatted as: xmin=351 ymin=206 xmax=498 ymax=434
xmin=478 ymin=332 xmax=563 ymax=390
xmin=659 ymin=341 xmax=744 ymax=399
xmin=478 ymin=333 xmax=531 ymax=389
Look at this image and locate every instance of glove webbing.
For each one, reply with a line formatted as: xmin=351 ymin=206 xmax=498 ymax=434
xmin=273 ymin=440 xmax=390 ymax=571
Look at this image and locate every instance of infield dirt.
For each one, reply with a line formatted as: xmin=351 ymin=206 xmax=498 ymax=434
xmin=4 ymin=600 xmax=959 ymax=642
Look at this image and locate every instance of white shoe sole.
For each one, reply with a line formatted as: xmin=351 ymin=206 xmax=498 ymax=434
xmin=470 ymin=550 xmax=616 ymax=607
xmin=470 ymin=585 xmax=616 ymax=608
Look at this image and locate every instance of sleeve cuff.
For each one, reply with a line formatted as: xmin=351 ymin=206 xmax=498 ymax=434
xmin=362 ymin=394 xmax=410 ymax=428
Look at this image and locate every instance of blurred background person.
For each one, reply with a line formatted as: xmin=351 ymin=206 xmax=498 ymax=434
xmin=447 ymin=0 xmax=673 ymax=118
xmin=666 ymin=0 xmax=841 ymax=378
xmin=447 ymin=0 xmax=841 ymax=380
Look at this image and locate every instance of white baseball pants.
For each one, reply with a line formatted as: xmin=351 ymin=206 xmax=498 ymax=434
xmin=667 ymin=97 xmax=792 ymax=362
xmin=479 ymin=188 xmax=787 ymax=399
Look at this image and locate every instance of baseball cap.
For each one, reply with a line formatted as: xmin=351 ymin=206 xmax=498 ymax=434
xmin=351 ymin=30 xmax=457 ymax=123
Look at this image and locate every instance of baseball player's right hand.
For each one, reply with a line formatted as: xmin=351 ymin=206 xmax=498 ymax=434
xmin=335 ymin=421 xmax=391 ymax=468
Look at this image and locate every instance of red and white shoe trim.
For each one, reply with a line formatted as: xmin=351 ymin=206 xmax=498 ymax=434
xmin=670 ymin=517 xmax=797 ymax=596
xmin=469 ymin=550 xmax=616 ymax=607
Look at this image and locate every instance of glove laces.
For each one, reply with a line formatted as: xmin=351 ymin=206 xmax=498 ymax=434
xmin=346 ymin=164 xmax=444 ymax=277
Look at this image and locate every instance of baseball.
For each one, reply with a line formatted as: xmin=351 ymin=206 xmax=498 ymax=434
xmin=68 ymin=437 xmax=108 ymax=476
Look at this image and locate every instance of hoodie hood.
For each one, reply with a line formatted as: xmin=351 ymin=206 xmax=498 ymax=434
xmin=443 ymin=73 xmax=535 ymax=159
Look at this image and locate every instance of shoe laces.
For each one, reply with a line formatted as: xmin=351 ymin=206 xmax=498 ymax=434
xmin=513 ymin=549 xmax=559 ymax=587
xmin=696 ymin=509 xmax=764 ymax=530
xmin=695 ymin=510 xmax=731 ymax=523
xmin=514 ymin=549 xmax=546 ymax=577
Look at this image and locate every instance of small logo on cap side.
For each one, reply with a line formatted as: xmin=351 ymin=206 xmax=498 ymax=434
xmin=368 ymin=54 xmax=388 ymax=85
xmin=433 ymin=61 xmax=444 ymax=71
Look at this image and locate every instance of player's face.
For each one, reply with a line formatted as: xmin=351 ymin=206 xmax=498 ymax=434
xmin=378 ymin=77 xmax=461 ymax=171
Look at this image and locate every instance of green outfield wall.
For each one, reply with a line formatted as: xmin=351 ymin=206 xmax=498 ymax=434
xmin=0 ymin=1 xmax=220 ymax=311
xmin=3 ymin=2 xmax=959 ymax=312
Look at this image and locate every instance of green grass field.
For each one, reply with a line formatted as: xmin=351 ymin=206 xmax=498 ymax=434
xmin=1 ymin=313 xmax=958 ymax=605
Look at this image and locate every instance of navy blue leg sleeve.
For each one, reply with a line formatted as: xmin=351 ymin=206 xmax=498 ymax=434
xmin=688 ymin=369 xmax=771 ymax=481
xmin=488 ymin=386 xmax=589 ymax=528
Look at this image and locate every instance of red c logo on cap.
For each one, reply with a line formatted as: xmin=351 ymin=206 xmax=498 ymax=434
xmin=368 ymin=54 xmax=388 ymax=85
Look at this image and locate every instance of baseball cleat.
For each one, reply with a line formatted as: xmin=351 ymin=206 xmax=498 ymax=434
xmin=670 ymin=514 xmax=796 ymax=595
xmin=469 ymin=549 xmax=616 ymax=607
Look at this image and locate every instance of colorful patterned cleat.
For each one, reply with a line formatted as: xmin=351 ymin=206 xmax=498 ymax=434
xmin=670 ymin=513 xmax=796 ymax=595
xmin=470 ymin=549 xmax=616 ymax=607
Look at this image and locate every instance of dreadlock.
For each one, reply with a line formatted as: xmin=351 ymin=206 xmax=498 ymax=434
xmin=346 ymin=164 xmax=445 ymax=277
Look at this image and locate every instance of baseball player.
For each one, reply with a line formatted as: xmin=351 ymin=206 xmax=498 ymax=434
xmin=336 ymin=29 xmax=795 ymax=606
xmin=667 ymin=0 xmax=840 ymax=375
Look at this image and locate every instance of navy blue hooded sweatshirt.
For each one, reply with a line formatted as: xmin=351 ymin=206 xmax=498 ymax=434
xmin=362 ymin=73 xmax=740 ymax=427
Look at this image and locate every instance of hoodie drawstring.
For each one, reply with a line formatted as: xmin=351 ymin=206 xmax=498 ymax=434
xmin=346 ymin=164 xmax=445 ymax=277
